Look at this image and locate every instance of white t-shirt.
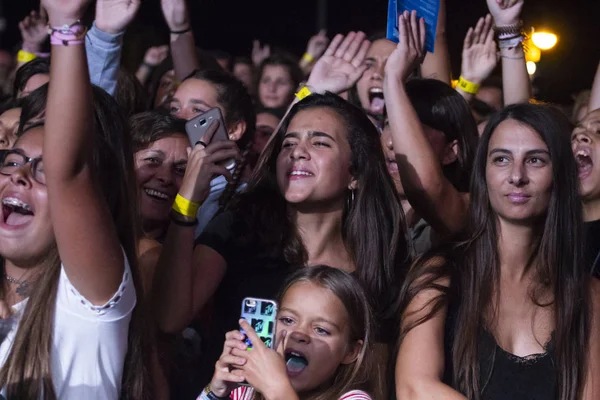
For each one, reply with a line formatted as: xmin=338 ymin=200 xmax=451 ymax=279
xmin=0 ymin=256 xmax=136 ymax=399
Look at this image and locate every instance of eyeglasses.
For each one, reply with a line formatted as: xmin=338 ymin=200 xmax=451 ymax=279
xmin=0 ymin=149 xmax=45 ymax=185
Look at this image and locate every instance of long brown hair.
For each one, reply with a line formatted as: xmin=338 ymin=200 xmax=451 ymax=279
xmin=0 ymin=87 xmax=153 ymax=399
xmin=399 ymin=103 xmax=589 ymax=400
xmin=230 ymin=93 xmax=409 ymax=331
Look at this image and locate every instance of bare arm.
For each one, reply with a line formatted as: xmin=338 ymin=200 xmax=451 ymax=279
xmin=153 ymin=125 xmax=239 ymax=333
xmin=589 ymin=61 xmax=600 ymax=112
xmin=487 ymin=0 xmax=530 ymax=105
xmin=396 ymin=271 xmax=465 ymax=400
xmin=385 ymin=12 xmax=469 ymax=235
xmin=135 ymin=45 xmax=169 ymax=86
xmin=161 ymin=0 xmax=200 ymax=81
xmin=419 ymin=0 xmax=451 ymax=85
xmin=42 ymin=0 xmax=124 ymax=305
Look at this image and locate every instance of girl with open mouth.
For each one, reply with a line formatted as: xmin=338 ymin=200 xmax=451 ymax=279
xmin=201 ymin=266 xmax=375 ymax=400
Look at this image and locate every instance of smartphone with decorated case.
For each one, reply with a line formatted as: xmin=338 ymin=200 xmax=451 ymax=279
xmin=240 ymin=297 xmax=278 ymax=350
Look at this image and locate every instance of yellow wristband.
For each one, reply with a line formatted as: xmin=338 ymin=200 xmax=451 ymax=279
xmin=17 ymin=50 xmax=37 ymax=64
xmin=302 ymin=52 xmax=315 ymax=63
xmin=457 ymin=76 xmax=481 ymax=95
xmin=295 ymin=86 xmax=312 ymax=101
xmin=172 ymin=194 xmax=201 ymax=218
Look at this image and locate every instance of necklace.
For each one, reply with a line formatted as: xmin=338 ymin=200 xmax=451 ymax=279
xmin=5 ymin=274 xmax=30 ymax=297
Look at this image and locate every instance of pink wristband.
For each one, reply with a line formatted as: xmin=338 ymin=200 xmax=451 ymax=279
xmin=49 ymin=22 xmax=87 ymax=46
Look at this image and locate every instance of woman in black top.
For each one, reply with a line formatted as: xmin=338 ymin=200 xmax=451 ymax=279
xmin=395 ymin=102 xmax=600 ymax=400
xmin=153 ymin=33 xmax=409 ymax=397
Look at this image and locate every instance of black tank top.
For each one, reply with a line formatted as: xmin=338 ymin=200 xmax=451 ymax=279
xmin=444 ymin=298 xmax=557 ymax=400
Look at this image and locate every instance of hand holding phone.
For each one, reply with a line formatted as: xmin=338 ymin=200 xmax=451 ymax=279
xmin=185 ymin=107 xmax=235 ymax=170
xmin=177 ymin=121 xmax=240 ymax=206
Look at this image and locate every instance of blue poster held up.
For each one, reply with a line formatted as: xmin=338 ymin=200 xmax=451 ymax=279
xmin=386 ymin=0 xmax=440 ymax=53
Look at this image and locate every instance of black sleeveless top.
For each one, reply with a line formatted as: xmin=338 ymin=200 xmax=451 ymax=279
xmin=444 ymin=298 xmax=557 ymax=400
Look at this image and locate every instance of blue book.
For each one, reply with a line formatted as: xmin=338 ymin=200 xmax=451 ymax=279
xmin=388 ymin=0 xmax=440 ymax=53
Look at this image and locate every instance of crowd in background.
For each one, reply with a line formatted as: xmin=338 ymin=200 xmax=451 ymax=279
xmin=0 ymin=0 xmax=599 ymax=399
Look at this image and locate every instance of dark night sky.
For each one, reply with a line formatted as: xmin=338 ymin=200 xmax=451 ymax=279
xmin=2 ymin=0 xmax=600 ymax=104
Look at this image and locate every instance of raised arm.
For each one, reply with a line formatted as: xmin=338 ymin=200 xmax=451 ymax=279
xmin=456 ymin=15 xmax=498 ymax=103
xmin=161 ymin=0 xmax=200 ymax=81
xmin=135 ymin=45 xmax=169 ymax=86
xmin=589 ymin=61 xmax=600 ymax=112
xmin=487 ymin=0 xmax=530 ymax=105
xmin=153 ymin=123 xmax=239 ymax=332
xmin=86 ymin=0 xmax=140 ymax=96
xmin=299 ymin=30 xmax=330 ymax=76
xmin=384 ymin=11 xmax=469 ymax=235
xmin=42 ymin=0 xmax=125 ymax=305
xmin=419 ymin=0 xmax=451 ymax=85
xmin=17 ymin=9 xmax=49 ymax=69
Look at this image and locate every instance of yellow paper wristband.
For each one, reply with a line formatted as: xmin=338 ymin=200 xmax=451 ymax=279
xmin=17 ymin=50 xmax=37 ymax=64
xmin=302 ymin=52 xmax=315 ymax=63
xmin=172 ymin=194 xmax=200 ymax=218
xmin=457 ymin=76 xmax=481 ymax=95
xmin=295 ymin=86 xmax=312 ymax=101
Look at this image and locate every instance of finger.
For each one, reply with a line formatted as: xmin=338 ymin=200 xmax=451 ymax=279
xmin=223 ymin=338 xmax=249 ymax=352
xmin=318 ymin=29 xmax=327 ymax=37
xmin=214 ymin=370 xmax=246 ymax=383
xmin=207 ymin=148 xmax=240 ymax=165
xmin=473 ymin=17 xmax=484 ymax=44
xmin=403 ymin=12 xmax=414 ymax=51
xmin=463 ymin=27 xmax=474 ymax=50
xmin=203 ymin=140 xmax=239 ymax=156
xmin=220 ymin=354 xmax=247 ymax=367
xmin=342 ymin=31 xmax=366 ymax=62
xmin=39 ymin=6 xmax=47 ymax=21
xmin=484 ymin=18 xmax=496 ymax=47
xmin=200 ymin=120 xmax=220 ymax=144
xmin=418 ymin=18 xmax=427 ymax=57
xmin=334 ymin=32 xmax=356 ymax=58
xmin=324 ymin=34 xmax=344 ymax=57
xmin=239 ymin=319 xmax=265 ymax=350
xmin=398 ymin=14 xmax=409 ymax=50
xmin=226 ymin=330 xmax=246 ymax=341
xmin=351 ymin=39 xmax=371 ymax=68
xmin=252 ymin=40 xmax=259 ymax=52
xmin=210 ymin=165 xmax=233 ymax=182
xmin=410 ymin=11 xmax=420 ymax=51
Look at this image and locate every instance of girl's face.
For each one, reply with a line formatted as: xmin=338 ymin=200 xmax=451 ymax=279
xmin=0 ymin=107 xmax=22 ymax=150
xmin=277 ymin=281 xmax=362 ymax=392
xmin=486 ymin=119 xmax=552 ymax=224
xmin=258 ymin=65 xmax=295 ymax=109
xmin=0 ymin=128 xmax=54 ymax=265
xmin=276 ymin=108 xmax=356 ymax=208
xmin=169 ymin=78 xmax=224 ymax=122
xmin=254 ymin=112 xmax=280 ymax=155
xmin=233 ymin=62 xmax=254 ymax=90
xmin=134 ymin=133 xmax=189 ymax=229
xmin=356 ymin=39 xmax=396 ymax=116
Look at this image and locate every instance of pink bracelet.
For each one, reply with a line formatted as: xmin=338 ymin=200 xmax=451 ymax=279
xmin=49 ymin=22 xmax=87 ymax=46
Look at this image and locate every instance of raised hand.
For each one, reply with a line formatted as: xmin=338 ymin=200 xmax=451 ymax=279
xmin=144 ymin=45 xmax=169 ymax=67
xmin=461 ymin=14 xmax=498 ymax=84
xmin=486 ymin=0 xmax=524 ymax=26
xmin=41 ymin=0 xmax=92 ymax=26
xmin=305 ymin=31 xmax=370 ymax=95
xmin=161 ymin=0 xmax=190 ymax=32
xmin=385 ymin=11 xmax=426 ymax=83
xmin=177 ymin=121 xmax=240 ymax=205
xmin=95 ymin=0 xmax=141 ymax=34
xmin=305 ymin=29 xmax=330 ymax=61
xmin=252 ymin=40 xmax=271 ymax=67
xmin=19 ymin=10 xmax=49 ymax=53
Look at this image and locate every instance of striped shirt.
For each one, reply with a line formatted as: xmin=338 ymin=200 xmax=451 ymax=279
xmin=227 ymin=387 xmax=372 ymax=400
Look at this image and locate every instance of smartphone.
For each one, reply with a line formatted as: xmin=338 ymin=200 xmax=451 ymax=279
xmin=185 ymin=107 xmax=235 ymax=169
xmin=240 ymin=297 xmax=278 ymax=350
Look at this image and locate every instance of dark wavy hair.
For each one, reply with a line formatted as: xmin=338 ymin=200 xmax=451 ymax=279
xmin=12 ymin=58 xmax=50 ymax=98
xmin=404 ymin=79 xmax=479 ymax=193
xmin=129 ymin=110 xmax=187 ymax=153
xmin=230 ymin=93 xmax=409 ymax=327
xmin=399 ymin=103 xmax=588 ymax=400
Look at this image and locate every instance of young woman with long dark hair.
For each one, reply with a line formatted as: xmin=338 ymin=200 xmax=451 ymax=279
xmin=153 ymin=31 xmax=407 ymax=396
xmin=396 ymin=102 xmax=600 ymax=400
xmin=0 ymin=0 xmax=151 ymax=398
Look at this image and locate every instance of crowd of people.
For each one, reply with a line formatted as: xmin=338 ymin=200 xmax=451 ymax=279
xmin=0 ymin=0 xmax=599 ymax=398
